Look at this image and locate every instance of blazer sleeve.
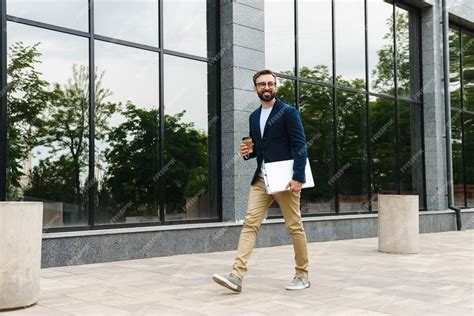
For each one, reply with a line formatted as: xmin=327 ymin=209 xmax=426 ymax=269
xmin=285 ymin=106 xmax=307 ymax=183
xmin=243 ymin=115 xmax=257 ymax=161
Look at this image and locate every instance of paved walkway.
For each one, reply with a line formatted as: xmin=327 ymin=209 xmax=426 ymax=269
xmin=3 ymin=230 xmax=473 ymax=315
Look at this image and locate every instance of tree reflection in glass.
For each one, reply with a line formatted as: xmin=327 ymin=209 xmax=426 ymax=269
xmin=7 ymin=38 xmax=214 ymax=226
xmin=368 ymin=1 xmax=394 ymax=95
xmin=163 ymin=55 xmax=210 ymax=220
xmin=337 ymin=90 xmax=368 ymax=213
xmin=399 ymin=102 xmax=424 ymax=206
xmin=299 ymin=81 xmax=335 ymax=214
xmin=449 ymin=28 xmax=461 ymax=109
xmin=395 ymin=7 xmax=413 ymax=99
xmin=94 ymin=41 xmax=160 ymax=224
xmin=464 ymin=113 xmax=474 ymax=207
xmin=448 ymin=29 xmax=474 ymax=207
xmin=7 ymin=40 xmax=90 ymax=227
xmin=462 ymin=32 xmax=474 ymax=112
xmin=370 ymin=97 xmax=396 ymax=212
xmin=451 ymin=110 xmax=465 ymax=207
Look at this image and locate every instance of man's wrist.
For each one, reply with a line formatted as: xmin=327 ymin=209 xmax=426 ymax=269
xmin=292 ymin=178 xmax=304 ymax=184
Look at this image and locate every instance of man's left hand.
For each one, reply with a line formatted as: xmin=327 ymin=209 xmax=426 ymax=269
xmin=286 ymin=179 xmax=303 ymax=193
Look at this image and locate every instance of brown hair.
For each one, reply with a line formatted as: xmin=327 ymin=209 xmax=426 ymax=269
xmin=253 ymin=69 xmax=277 ymax=86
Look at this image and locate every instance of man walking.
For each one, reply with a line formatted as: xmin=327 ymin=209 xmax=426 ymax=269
xmin=212 ymin=69 xmax=310 ymax=292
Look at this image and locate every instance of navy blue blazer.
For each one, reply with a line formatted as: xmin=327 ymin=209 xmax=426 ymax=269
xmin=244 ymin=98 xmax=308 ymax=186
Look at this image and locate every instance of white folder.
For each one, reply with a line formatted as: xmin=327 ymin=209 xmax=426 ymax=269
xmin=263 ymin=158 xmax=314 ymax=194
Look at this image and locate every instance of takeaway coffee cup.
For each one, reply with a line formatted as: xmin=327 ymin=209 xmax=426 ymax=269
xmin=242 ymin=137 xmax=253 ymax=153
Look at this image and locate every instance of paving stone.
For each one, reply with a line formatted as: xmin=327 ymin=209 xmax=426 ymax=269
xmin=3 ymin=230 xmax=473 ymax=315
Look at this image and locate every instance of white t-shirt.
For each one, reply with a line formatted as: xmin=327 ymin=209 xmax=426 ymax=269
xmin=259 ymin=106 xmax=273 ymax=177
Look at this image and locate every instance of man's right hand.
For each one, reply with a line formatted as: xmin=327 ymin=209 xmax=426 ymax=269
xmin=239 ymin=142 xmax=250 ymax=158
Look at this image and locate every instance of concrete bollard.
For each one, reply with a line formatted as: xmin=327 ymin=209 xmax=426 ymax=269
xmin=0 ymin=202 xmax=43 ymax=310
xmin=378 ymin=195 xmax=419 ymax=254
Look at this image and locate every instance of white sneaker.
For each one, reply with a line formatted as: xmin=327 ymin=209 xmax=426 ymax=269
xmin=285 ymin=276 xmax=311 ymax=290
xmin=212 ymin=273 xmax=242 ymax=292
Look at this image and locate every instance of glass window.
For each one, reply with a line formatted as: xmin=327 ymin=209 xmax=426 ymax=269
xmin=94 ymin=40 xmax=160 ymax=224
xmin=265 ymin=0 xmax=295 ymax=74
xmin=369 ymin=97 xmax=396 ymax=212
xmin=164 ymin=55 xmax=212 ymax=220
xmin=298 ymin=0 xmax=332 ymax=82
xmin=266 ymin=78 xmax=296 ymax=217
xmin=6 ymin=22 xmax=89 ymax=228
xmin=464 ymin=113 xmax=474 ymax=207
xmin=163 ymin=0 xmax=207 ymax=57
xmin=368 ymin=1 xmax=394 ymax=95
xmin=276 ymin=78 xmax=295 ymax=106
xmin=395 ymin=6 xmax=413 ymax=99
xmin=451 ymin=110 xmax=465 ymax=207
xmin=7 ymin=0 xmax=88 ymax=32
xmin=450 ymin=28 xmax=461 ymax=109
xmin=335 ymin=0 xmax=365 ymax=88
xmin=4 ymin=1 xmax=218 ymax=228
xmin=299 ymin=83 xmax=335 ymax=214
xmin=462 ymin=32 xmax=474 ymax=112
xmin=399 ymin=102 xmax=424 ymax=208
xmin=337 ymin=90 xmax=368 ymax=213
xmin=449 ymin=28 xmax=474 ymax=208
xmin=94 ymin=0 xmax=159 ymax=47
xmin=266 ymin=1 xmax=422 ymax=216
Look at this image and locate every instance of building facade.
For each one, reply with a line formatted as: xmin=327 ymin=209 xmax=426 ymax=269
xmin=0 ymin=0 xmax=473 ymax=267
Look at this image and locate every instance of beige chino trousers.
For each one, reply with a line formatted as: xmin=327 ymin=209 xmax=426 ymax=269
xmin=231 ymin=176 xmax=309 ymax=280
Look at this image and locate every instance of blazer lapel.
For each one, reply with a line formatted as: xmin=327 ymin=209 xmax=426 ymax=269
xmin=254 ymin=107 xmax=262 ymax=141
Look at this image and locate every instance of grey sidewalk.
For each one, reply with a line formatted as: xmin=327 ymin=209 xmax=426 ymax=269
xmin=2 ymin=230 xmax=473 ymax=316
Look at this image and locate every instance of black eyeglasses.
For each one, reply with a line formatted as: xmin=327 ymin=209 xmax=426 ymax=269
xmin=256 ymin=81 xmax=276 ymax=89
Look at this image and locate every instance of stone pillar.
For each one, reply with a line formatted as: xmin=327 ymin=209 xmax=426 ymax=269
xmin=0 ymin=202 xmax=43 ymax=310
xmin=220 ymin=0 xmax=265 ymax=221
xmin=421 ymin=3 xmax=449 ymax=211
xmin=378 ymin=195 xmax=419 ymax=254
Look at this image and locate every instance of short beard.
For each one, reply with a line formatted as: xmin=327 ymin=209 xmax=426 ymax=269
xmin=257 ymin=91 xmax=276 ymax=102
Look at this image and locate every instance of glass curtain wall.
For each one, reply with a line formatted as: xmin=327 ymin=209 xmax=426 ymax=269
xmin=265 ymin=0 xmax=425 ymax=215
xmin=449 ymin=26 xmax=474 ymax=208
xmin=2 ymin=0 xmax=220 ymax=230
